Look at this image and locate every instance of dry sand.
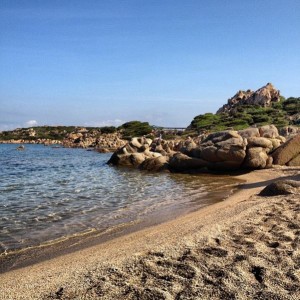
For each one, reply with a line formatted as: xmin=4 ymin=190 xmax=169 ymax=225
xmin=0 ymin=166 xmax=299 ymax=300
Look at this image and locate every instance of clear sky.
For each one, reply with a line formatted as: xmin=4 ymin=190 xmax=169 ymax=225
xmin=1 ymin=0 xmax=299 ymax=130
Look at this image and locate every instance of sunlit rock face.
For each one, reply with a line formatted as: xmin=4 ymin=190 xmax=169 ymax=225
xmin=217 ymin=83 xmax=281 ymax=114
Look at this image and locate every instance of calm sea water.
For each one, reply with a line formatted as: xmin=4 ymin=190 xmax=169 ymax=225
xmin=0 ymin=144 xmax=240 ymax=253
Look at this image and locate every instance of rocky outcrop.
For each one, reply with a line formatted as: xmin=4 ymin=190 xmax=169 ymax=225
xmin=107 ymin=137 xmax=162 ymax=167
xmin=108 ymin=125 xmax=289 ymax=172
xmin=63 ymin=131 xmax=126 ymax=151
xmin=271 ymin=134 xmax=300 ymax=166
xmin=240 ymin=125 xmax=284 ymax=169
xmin=217 ymin=83 xmax=281 ymax=114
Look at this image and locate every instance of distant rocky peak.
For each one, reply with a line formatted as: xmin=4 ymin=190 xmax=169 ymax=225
xmin=217 ymin=83 xmax=281 ymax=114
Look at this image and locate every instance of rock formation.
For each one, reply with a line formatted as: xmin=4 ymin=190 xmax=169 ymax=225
xmin=108 ymin=125 xmax=294 ymax=172
xmin=107 ymin=137 xmax=162 ymax=167
xmin=217 ymin=83 xmax=281 ymax=114
xmin=193 ymin=131 xmax=247 ymax=170
xmin=62 ymin=130 xmax=126 ymax=151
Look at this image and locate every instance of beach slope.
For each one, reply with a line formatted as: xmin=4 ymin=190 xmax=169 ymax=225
xmin=0 ymin=167 xmax=299 ymax=300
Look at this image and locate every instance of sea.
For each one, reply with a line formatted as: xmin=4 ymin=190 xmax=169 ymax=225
xmin=0 ymin=144 xmax=241 ymax=255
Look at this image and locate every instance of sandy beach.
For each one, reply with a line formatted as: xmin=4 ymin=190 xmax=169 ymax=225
xmin=0 ymin=166 xmax=299 ymax=300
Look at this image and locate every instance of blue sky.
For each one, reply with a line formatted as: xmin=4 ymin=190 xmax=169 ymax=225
xmin=1 ymin=0 xmax=299 ymax=130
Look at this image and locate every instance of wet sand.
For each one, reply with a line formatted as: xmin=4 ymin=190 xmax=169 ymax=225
xmin=0 ymin=166 xmax=299 ymax=300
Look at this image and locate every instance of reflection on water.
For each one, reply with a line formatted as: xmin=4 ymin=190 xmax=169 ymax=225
xmin=0 ymin=144 xmax=240 ymax=252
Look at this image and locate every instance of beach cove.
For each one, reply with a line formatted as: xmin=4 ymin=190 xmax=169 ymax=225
xmin=0 ymin=166 xmax=299 ymax=299
xmin=0 ymin=144 xmax=241 ymax=271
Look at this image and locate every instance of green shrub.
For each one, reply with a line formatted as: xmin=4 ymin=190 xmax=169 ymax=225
xmin=100 ymin=126 xmax=117 ymax=134
xmin=118 ymin=121 xmax=153 ymax=138
xmin=283 ymin=97 xmax=300 ymax=115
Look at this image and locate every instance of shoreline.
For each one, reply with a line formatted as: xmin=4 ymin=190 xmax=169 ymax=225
xmin=0 ymin=166 xmax=299 ymax=299
xmin=0 ymin=173 xmax=241 ymax=274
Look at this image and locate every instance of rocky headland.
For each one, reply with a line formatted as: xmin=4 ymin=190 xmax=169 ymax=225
xmin=189 ymin=83 xmax=299 ymax=133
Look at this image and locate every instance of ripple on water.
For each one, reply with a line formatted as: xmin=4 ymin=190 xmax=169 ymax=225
xmin=0 ymin=144 xmax=241 ymax=252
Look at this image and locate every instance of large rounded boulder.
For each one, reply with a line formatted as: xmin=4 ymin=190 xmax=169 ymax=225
xmin=259 ymin=180 xmax=300 ymax=196
xmin=196 ymin=131 xmax=247 ymax=170
xmin=271 ymin=134 xmax=300 ymax=166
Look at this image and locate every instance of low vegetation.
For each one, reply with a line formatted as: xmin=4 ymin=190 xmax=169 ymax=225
xmin=189 ymin=97 xmax=300 ymax=132
xmin=118 ymin=121 xmax=153 ymax=139
xmin=0 ymin=126 xmax=117 ymax=141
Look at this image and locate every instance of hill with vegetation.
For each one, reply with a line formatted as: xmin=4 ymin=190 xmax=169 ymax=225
xmin=189 ymin=83 xmax=299 ymax=133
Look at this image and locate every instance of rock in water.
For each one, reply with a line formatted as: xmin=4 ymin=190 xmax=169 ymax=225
xmin=139 ymin=156 xmax=169 ymax=172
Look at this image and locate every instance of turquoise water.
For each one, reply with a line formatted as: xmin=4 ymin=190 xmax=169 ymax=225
xmin=0 ymin=144 xmax=239 ymax=253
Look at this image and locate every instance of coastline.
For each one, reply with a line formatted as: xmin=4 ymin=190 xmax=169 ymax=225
xmin=0 ymin=166 xmax=299 ymax=299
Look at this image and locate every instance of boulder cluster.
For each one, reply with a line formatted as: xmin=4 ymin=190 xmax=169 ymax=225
xmin=62 ymin=131 xmax=126 ymax=151
xmin=107 ymin=137 xmax=170 ymax=171
xmin=108 ymin=125 xmax=300 ymax=172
